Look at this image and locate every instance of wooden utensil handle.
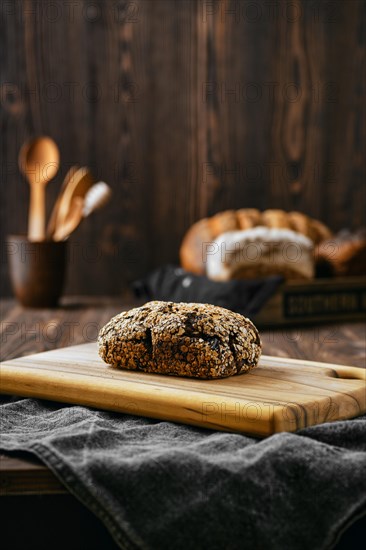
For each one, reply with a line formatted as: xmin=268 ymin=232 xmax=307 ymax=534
xmin=53 ymin=197 xmax=84 ymax=241
xmin=46 ymin=165 xmax=80 ymax=239
xmin=28 ymin=183 xmax=45 ymax=241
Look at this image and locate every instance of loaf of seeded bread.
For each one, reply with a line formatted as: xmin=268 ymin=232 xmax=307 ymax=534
xmin=98 ymin=301 xmax=261 ymax=379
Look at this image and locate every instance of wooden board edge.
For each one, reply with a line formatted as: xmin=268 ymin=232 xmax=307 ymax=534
xmin=0 ymin=366 xmax=275 ymax=437
xmin=1 ymin=363 xmax=365 ymax=438
xmin=260 ymin=356 xmax=366 ymax=378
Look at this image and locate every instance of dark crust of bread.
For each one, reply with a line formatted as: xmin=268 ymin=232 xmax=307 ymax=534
xmin=98 ymin=301 xmax=261 ymax=379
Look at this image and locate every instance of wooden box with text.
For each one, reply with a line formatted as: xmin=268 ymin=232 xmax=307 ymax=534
xmin=253 ymin=277 xmax=366 ymax=327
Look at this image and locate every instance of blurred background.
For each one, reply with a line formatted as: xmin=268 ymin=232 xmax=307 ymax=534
xmin=1 ymin=0 xmax=365 ymax=296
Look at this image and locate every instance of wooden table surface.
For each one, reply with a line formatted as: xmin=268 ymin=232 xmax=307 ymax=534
xmin=1 ymin=297 xmax=365 ymax=496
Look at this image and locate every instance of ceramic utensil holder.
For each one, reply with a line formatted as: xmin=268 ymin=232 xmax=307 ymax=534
xmin=6 ymin=235 xmax=67 ymax=308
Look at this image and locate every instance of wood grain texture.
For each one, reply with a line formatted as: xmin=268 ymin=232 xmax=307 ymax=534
xmin=0 ymin=296 xmax=365 ymax=495
xmin=0 ymin=454 xmax=66 ymax=495
xmin=1 ymin=342 xmax=365 ymax=437
xmin=0 ymin=0 xmax=365 ymax=297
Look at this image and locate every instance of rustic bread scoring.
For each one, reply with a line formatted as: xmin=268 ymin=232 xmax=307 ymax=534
xmin=180 ymin=208 xmax=332 ymax=275
xmin=98 ymin=301 xmax=261 ymax=379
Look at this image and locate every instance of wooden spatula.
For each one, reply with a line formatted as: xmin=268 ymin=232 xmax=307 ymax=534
xmin=46 ymin=165 xmax=79 ymax=239
xmin=48 ymin=167 xmax=94 ymax=240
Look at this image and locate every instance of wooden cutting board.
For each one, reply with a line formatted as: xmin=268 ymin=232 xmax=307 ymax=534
xmin=1 ymin=343 xmax=365 ymax=437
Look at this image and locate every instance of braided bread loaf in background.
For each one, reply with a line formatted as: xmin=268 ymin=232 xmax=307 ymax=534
xmin=180 ymin=209 xmax=332 ymax=275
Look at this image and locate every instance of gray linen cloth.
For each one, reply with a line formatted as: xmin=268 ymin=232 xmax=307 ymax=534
xmin=0 ymin=396 xmax=365 ymax=550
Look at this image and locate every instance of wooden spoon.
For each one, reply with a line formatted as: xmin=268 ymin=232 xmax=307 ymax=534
xmin=19 ymin=136 xmax=60 ymax=241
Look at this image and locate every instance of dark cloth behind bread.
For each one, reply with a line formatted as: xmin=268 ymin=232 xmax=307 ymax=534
xmin=133 ymin=265 xmax=283 ymax=316
xmin=1 ymin=396 xmax=365 ymax=550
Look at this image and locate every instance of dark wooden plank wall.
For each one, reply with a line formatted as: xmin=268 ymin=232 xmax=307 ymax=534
xmin=1 ymin=0 xmax=365 ymax=296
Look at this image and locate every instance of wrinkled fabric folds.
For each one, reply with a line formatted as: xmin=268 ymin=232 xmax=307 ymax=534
xmin=1 ymin=396 xmax=365 ymax=550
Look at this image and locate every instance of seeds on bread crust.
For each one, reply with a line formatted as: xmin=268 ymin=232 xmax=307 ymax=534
xmin=98 ymin=301 xmax=261 ymax=379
